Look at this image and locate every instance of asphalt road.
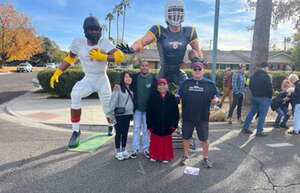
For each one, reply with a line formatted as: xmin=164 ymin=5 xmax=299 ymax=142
xmin=0 ymin=72 xmax=300 ymax=193
xmin=0 ymin=71 xmax=38 ymax=104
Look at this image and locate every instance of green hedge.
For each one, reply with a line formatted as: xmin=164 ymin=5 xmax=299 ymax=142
xmin=37 ymin=68 xmax=298 ymax=98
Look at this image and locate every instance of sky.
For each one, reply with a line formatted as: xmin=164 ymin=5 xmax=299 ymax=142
xmin=3 ymin=0 xmax=296 ymax=51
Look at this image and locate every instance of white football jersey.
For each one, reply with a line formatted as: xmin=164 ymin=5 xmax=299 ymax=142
xmin=70 ymin=37 xmax=115 ymax=75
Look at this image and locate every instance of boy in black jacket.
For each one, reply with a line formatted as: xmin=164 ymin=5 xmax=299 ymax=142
xmin=271 ymin=91 xmax=292 ymax=129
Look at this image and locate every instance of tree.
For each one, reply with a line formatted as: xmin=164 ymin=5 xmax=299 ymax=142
xmin=102 ymin=24 xmax=108 ymax=38
xmin=249 ymin=0 xmax=272 ymax=76
xmin=113 ymin=3 xmax=124 ymax=44
xmin=105 ymin=12 xmax=114 ymax=39
xmin=120 ymin=0 xmax=130 ymax=43
xmin=292 ymin=27 xmax=300 ymax=70
xmin=0 ymin=2 xmax=43 ymax=68
xmin=30 ymin=37 xmax=66 ymax=65
xmin=247 ymin=0 xmax=300 ymax=29
xmin=292 ymin=44 xmax=300 ymax=70
xmin=244 ymin=0 xmax=272 ymax=104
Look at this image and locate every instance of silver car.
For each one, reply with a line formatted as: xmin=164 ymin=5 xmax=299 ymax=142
xmin=45 ymin=63 xmax=57 ymax=69
xmin=17 ymin=63 xmax=32 ymax=72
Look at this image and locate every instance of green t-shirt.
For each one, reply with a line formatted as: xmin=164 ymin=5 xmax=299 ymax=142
xmin=136 ymin=74 xmax=153 ymax=112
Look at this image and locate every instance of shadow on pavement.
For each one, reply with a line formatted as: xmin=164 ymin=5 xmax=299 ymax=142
xmin=0 ymin=91 xmax=27 ymax=104
xmin=1 ymin=129 xmax=272 ymax=193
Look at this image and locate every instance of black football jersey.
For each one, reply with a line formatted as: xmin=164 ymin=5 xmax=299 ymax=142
xmin=148 ymin=24 xmax=198 ymax=73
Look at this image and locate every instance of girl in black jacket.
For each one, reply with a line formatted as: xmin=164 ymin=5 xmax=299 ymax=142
xmin=146 ymin=78 xmax=179 ymax=163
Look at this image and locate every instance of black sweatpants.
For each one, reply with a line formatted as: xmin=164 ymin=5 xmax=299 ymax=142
xmin=115 ymin=115 xmax=132 ymax=149
xmin=228 ymin=93 xmax=243 ymax=119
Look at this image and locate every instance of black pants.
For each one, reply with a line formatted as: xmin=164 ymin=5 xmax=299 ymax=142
xmin=115 ymin=115 xmax=132 ymax=149
xmin=228 ymin=93 xmax=243 ymax=119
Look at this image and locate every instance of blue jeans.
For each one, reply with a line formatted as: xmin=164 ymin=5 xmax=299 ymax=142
xmin=293 ymin=104 xmax=300 ymax=132
xmin=132 ymin=110 xmax=150 ymax=152
xmin=274 ymin=107 xmax=290 ymax=126
xmin=243 ymin=97 xmax=271 ymax=134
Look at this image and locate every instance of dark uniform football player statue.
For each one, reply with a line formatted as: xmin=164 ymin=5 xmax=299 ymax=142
xmin=117 ymin=0 xmax=204 ymax=86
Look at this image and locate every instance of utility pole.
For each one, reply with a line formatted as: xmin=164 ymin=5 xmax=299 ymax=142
xmin=284 ymin=37 xmax=287 ymax=51
xmin=211 ymin=0 xmax=220 ymax=82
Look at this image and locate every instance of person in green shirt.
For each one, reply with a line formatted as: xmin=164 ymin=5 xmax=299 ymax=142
xmin=130 ymin=60 xmax=157 ymax=159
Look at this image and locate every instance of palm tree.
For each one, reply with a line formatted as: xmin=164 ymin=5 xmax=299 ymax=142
xmin=102 ymin=24 xmax=108 ymax=38
xmin=120 ymin=0 xmax=130 ymax=43
xmin=113 ymin=3 xmax=124 ymax=43
xmin=105 ymin=12 xmax=114 ymax=39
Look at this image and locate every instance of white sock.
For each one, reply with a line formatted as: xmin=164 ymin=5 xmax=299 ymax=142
xmin=72 ymin=122 xmax=80 ymax=132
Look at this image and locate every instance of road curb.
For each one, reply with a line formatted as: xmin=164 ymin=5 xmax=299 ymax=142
xmin=2 ymin=92 xmax=294 ymax=132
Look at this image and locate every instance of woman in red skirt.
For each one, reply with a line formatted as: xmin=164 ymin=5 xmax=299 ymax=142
xmin=146 ymin=78 xmax=179 ymax=163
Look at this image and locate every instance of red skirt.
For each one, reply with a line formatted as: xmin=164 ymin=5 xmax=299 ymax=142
xmin=149 ymin=133 xmax=174 ymax=161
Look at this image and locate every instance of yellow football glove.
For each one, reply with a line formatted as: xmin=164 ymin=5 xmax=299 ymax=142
xmin=113 ymin=50 xmax=125 ymax=62
xmin=50 ymin=69 xmax=63 ymax=88
xmin=89 ymin=48 xmax=108 ymax=61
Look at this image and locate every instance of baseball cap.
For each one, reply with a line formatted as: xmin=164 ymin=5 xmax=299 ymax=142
xmin=157 ymin=78 xmax=167 ymax=85
xmin=225 ymin=67 xmax=231 ymax=71
xmin=191 ymin=62 xmax=204 ymax=69
xmin=259 ymin=62 xmax=269 ymax=68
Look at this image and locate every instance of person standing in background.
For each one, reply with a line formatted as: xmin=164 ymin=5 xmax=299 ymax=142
xmin=227 ymin=64 xmax=246 ymax=124
xmin=218 ymin=67 xmax=233 ymax=108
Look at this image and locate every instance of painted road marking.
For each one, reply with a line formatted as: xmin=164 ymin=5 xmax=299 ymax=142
xmin=68 ymin=133 xmax=112 ymax=152
xmin=190 ymin=147 xmax=220 ymax=152
xmin=266 ymin=143 xmax=294 ymax=148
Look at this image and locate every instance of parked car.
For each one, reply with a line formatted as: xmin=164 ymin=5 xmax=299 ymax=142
xmin=45 ymin=63 xmax=57 ymax=69
xmin=17 ymin=63 xmax=32 ymax=72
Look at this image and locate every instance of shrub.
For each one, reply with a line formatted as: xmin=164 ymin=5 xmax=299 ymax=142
xmin=37 ymin=68 xmax=298 ymax=98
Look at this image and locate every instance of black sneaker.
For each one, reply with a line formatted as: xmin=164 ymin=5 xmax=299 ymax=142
xmin=130 ymin=152 xmax=137 ymax=159
xmin=202 ymin=158 xmax=213 ymax=168
xmin=108 ymin=126 xmax=113 ymax=136
xmin=241 ymin=129 xmax=253 ymax=134
xmin=144 ymin=151 xmax=150 ymax=159
xmin=255 ymin=132 xmax=267 ymax=137
xmin=180 ymin=156 xmax=189 ymax=166
xmin=68 ymin=130 xmax=81 ymax=148
xmin=280 ymin=124 xmax=289 ymax=129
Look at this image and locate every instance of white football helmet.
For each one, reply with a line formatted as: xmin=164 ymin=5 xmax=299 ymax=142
xmin=165 ymin=0 xmax=185 ymax=26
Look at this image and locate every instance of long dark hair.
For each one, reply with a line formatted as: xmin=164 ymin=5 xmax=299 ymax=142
xmin=120 ymin=71 xmax=132 ymax=93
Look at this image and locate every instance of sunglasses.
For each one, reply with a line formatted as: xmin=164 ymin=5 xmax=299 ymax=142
xmin=192 ymin=68 xmax=202 ymax=71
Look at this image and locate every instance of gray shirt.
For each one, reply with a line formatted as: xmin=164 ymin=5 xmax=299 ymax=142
xmin=109 ymin=88 xmax=134 ymax=117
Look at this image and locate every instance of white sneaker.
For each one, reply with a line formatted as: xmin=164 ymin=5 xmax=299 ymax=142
xmin=150 ymin=158 xmax=156 ymax=162
xmin=144 ymin=150 xmax=150 ymax=159
xmin=115 ymin=152 xmax=124 ymax=161
xmin=162 ymin=160 xmax=169 ymax=164
xmin=122 ymin=150 xmax=130 ymax=159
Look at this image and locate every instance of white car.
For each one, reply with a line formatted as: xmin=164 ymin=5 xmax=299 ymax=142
xmin=17 ymin=63 xmax=32 ymax=72
xmin=46 ymin=63 xmax=57 ymax=69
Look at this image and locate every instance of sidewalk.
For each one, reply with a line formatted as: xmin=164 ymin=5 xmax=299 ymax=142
xmin=2 ymin=90 xmax=294 ymax=132
xmin=4 ymin=91 xmax=110 ymax=131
